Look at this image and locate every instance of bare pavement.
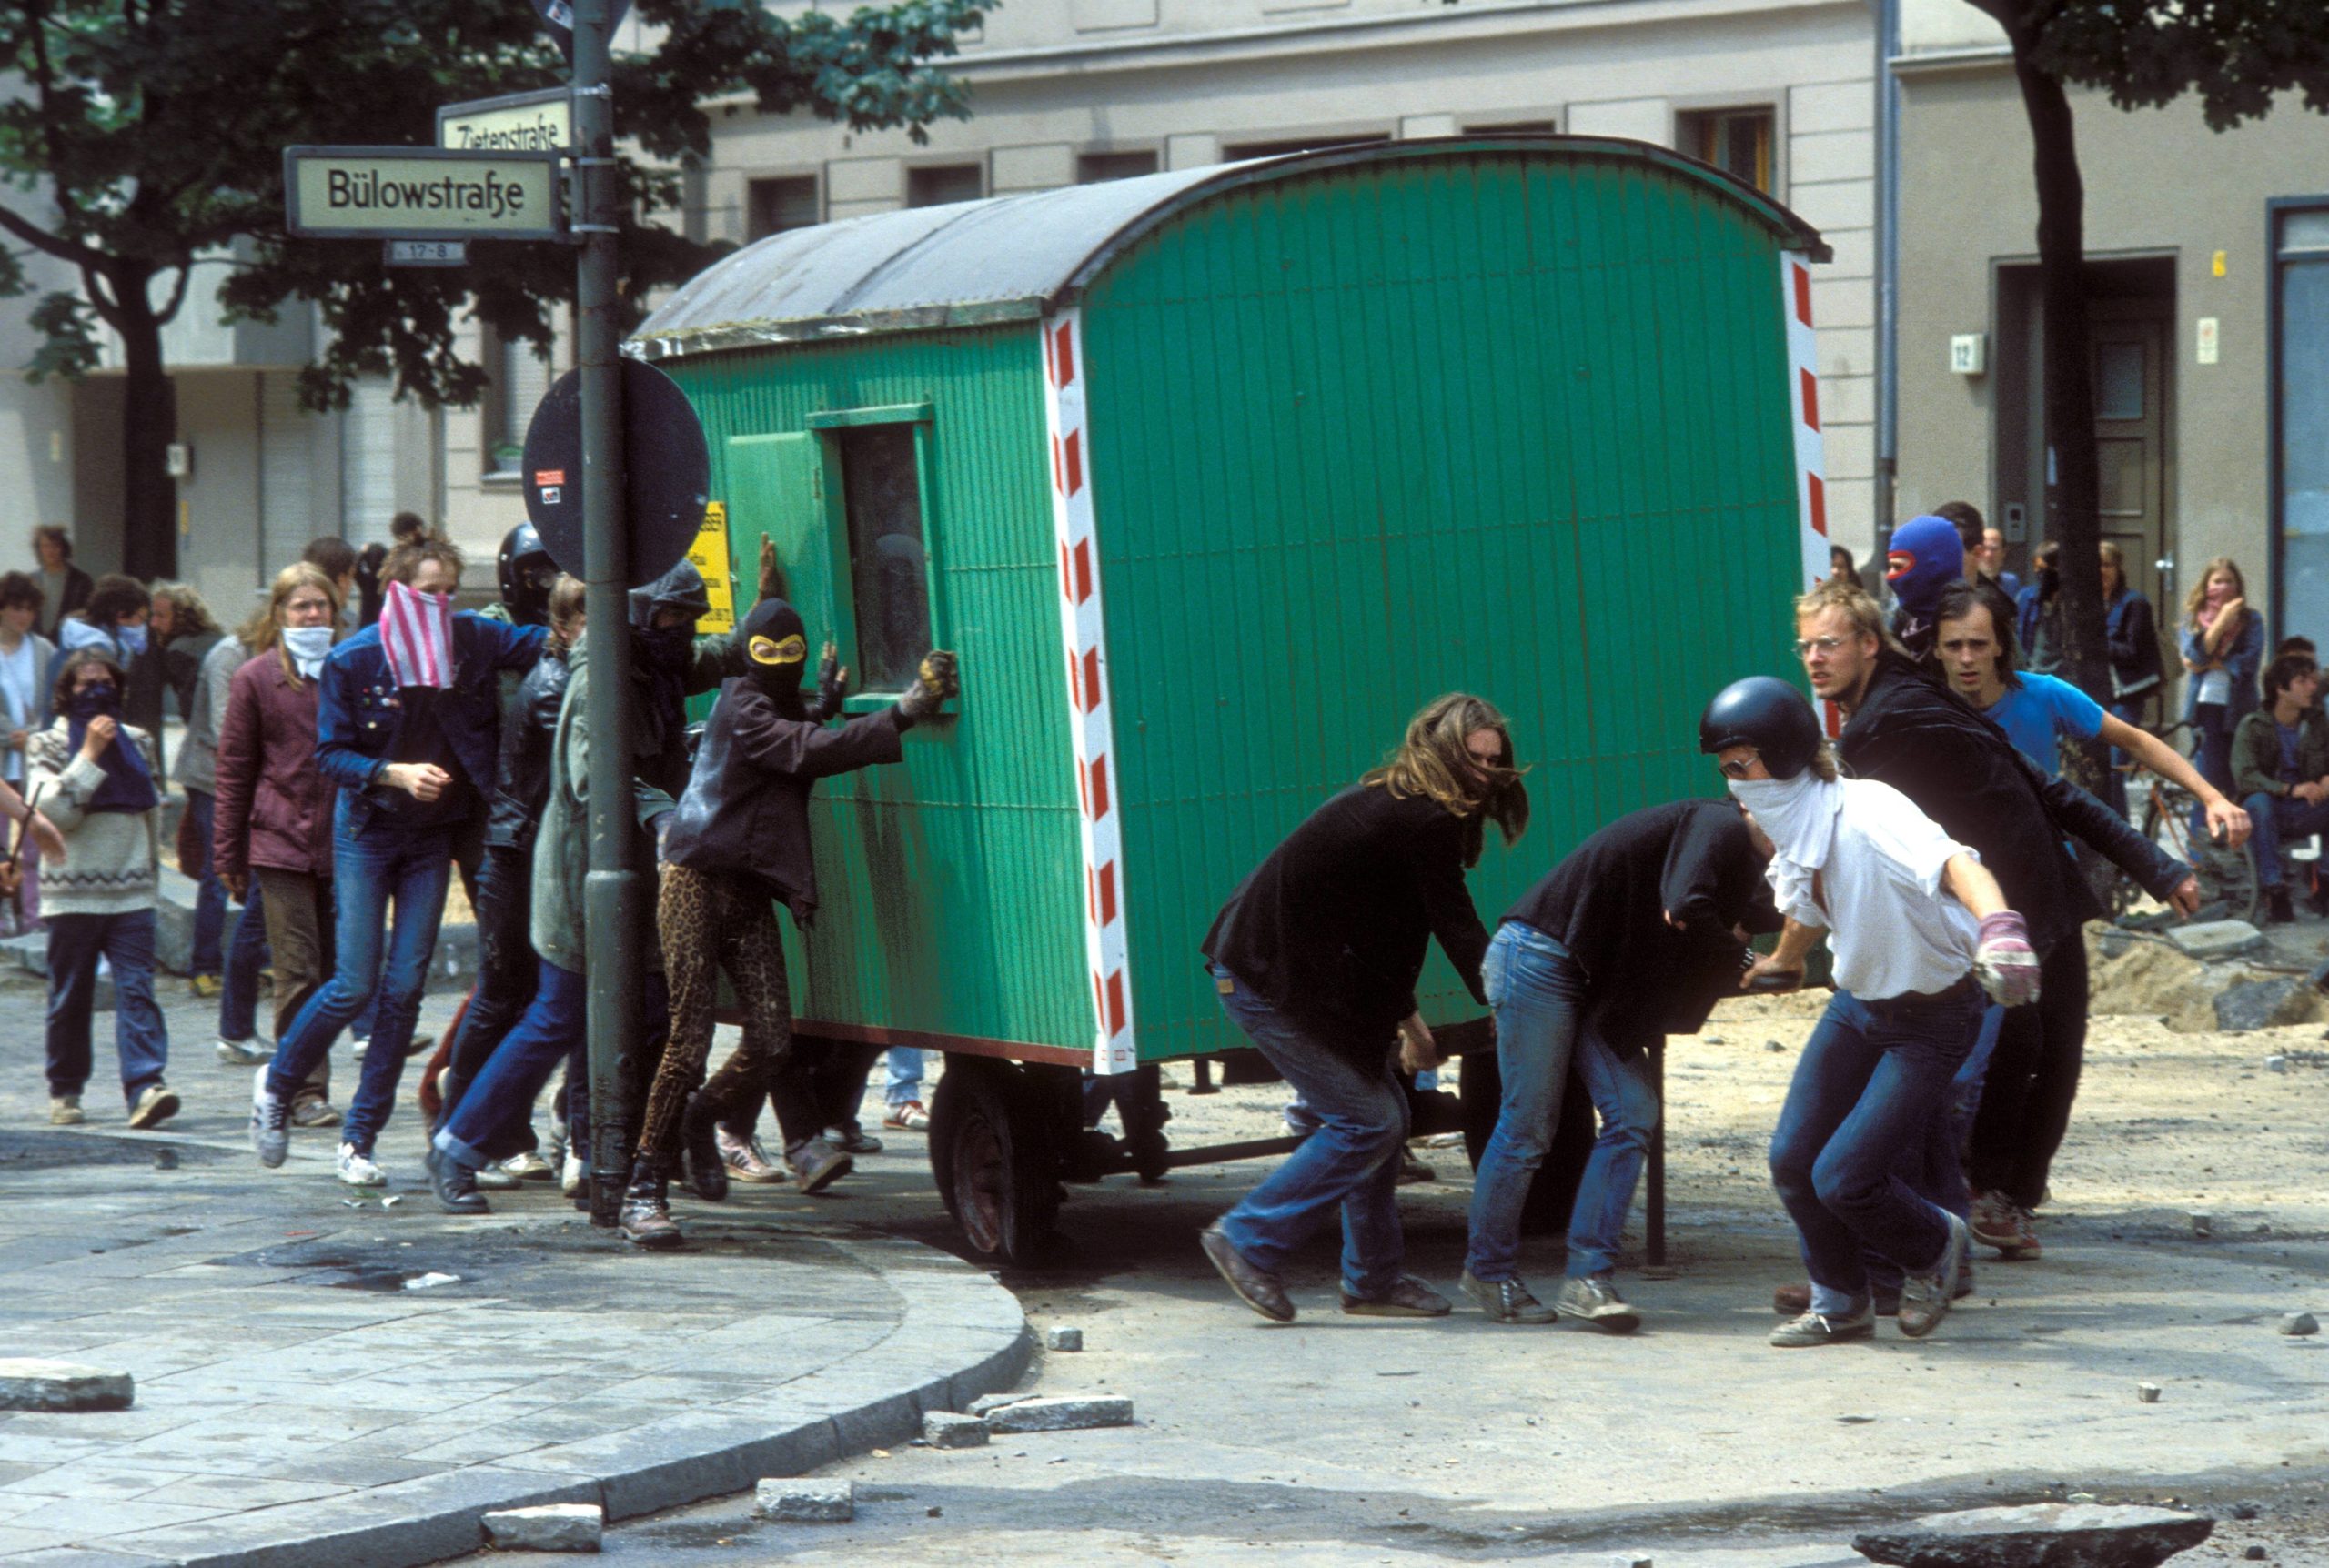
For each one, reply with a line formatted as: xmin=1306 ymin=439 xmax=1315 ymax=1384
xmin=4 ymin=973 xmax=2329 ymax=1566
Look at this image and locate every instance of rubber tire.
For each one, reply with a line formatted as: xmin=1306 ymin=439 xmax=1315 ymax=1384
xmin=929 ymin=1056 xmax=1064 ymax=1266
xmin=1457 ymin=1048 xmax=1594 ymax=1238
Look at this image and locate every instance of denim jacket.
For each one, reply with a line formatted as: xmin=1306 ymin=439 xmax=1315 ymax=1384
xmin=315 ymin=613 xmax=546 ymax=834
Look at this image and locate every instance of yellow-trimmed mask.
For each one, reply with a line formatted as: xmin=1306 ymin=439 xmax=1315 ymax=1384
xmin=749 ymin=632 xmax=806 ymax=668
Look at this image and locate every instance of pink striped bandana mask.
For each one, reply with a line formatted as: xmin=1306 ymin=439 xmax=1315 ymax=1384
xmin=379 ymin=580 xmax=457 ymax=689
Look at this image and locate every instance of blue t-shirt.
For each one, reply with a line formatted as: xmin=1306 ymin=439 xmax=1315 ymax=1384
xmin=2278 ymin=721 xmax=2304 ymax=785
xmin=1978 ymin=672 xmax=2106 ymax=779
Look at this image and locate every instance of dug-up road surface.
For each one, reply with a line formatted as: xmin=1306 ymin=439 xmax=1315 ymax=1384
xmin=526 ymin=986 xmax=2329 ymax=1568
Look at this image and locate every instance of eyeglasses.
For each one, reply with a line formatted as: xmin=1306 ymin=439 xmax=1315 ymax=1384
xmin=1719 ymin=759 xmax=1756 ymax=779
xmin=1792 ymin=636 xmax=1849 ymax=659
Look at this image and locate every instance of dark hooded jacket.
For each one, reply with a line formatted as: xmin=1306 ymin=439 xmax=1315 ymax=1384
xmin=484 ymin=644 xmax=570 ymax=853
xmin=1840 ymin=652 xmax=2187 ymax=954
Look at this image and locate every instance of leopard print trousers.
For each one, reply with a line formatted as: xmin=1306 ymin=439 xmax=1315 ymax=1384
xmin=638 ymin=863 xmax=794 ymax=1167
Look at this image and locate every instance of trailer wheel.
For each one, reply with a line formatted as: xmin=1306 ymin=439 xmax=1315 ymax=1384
xmin=929 ymin=1058 xmax=1062 ymax=1265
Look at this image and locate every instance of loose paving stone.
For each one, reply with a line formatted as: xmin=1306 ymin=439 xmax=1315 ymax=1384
xmin=2213 ymin=977 xmax=2309 ymax=1033
xmin=2265 ymin=1055 xmax=2290 ymax=1073
xmin=969 ymin=1392 xmax=1032 ymax=1417
xmin=2137 ymin=1382 xmax=2163 ymax=1402
xmin=1853 ymin=1503 xmax=2213 ymax=1567
xmin=482 ymin=1502 xmax=604 ymax=1552
xmin=923 ymin=1412 xmax=990 ymax=1449
xmin=0 ymin=1361 xmax=133 ymax=1412
xmin=2168 ymin=920 xmax=2266 ymax=961
xmin=2279 ymin=1312 xmax=2320 ymax=1336
xmin=1044 ymin=1326 xmax=1084 ymax=1352
xmin=983 ymin=1394 xmax=1134 ymax=1432
xmin=754 ymin=1479 xmax=854 ymax=1522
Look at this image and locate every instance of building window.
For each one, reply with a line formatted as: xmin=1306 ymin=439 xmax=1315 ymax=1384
xmin=835 ymin=424 xmax=933 ymax=690
xmin=906 ymin=164 xmax=983 ymax=208
xmin=1077 ymin=150 xmax=1160 ymax=184
xmin=1221 ymin=133 xmax=1388 ymax=161
xmin=1679 ymin=107 xmax=1775 ymax=193
xmin=747 ymin=176 xmax=819 ymax=242
xmin=485 ymin=329 xmax=551 ymax=479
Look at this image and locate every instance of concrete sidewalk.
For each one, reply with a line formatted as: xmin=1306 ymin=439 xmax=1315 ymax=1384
xmin=0 ymin=983 xmax=1027 ymax=1567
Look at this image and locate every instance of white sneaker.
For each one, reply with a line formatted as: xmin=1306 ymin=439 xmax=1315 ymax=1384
xmin=560 ymin=1152 xmax=587 ymax=1197
xmin=217 ymin=1037 xmax=270 ymax=1067
xmin=336 ymin=1143 xmax=387 ymax=1187
xmin=251 ymin=1070 xmax=289 ymax=1168
xmin=350 ymin=1035 xmax=369 ymax=1060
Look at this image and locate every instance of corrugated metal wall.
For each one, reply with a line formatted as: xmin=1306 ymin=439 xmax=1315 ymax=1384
xmin=662 ymin=327 xmax=1092 ymax=1053
xmin=1080 ymin=151 xmax=1805 ymax=1060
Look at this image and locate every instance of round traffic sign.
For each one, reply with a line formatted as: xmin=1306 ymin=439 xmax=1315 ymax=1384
xmin=521 ymin=357 xmax=709 ymax=588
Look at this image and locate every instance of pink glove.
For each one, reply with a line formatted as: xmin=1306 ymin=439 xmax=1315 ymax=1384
xmin=1973 ymin=910 xmax=2041 ymax=1007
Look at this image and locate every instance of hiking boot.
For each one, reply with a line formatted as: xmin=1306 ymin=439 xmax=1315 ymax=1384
xmin=882 ymin=1101 xmax=932 ymax=1131
xmin=250 ymin=1070 xmax=289 ymax=1167
xmin=1774 ymin=1280 xmax=1901 ymax=1317
xmin=619 ymin=1162 xmax=682 ymax=1250
xmin=126 ymin=1083 xmax=180 ymax=1130
xmin=189 ymin=973 xmax=222 ymax=1000
xmin=1198 ymin=1223 xmax=1295 ymax=1322
xmin=216 ymin=1036 xmax=268 ymax=1066
xmin=336 ymin=1143 xmax=387 ymax=1187
xmin=1342 ymin=1276 xmax=1453 ymax=1318
xmin=718 ymin=1127 xmax=783 ymax=1183
xmin=426 ymin=1146 xmax=489 ymax=1215
xmin=682 ymin=1094 xmax=730 ymax=1202
xmin=1769 ymin=1307 xmax=1875 ymax=1348
xmin=1968 ymin=1189 xmax=2022 ymax=1253
xmin=49 ymin=1094 xmax=83 ymax=1126
xmin=1897 ymin=1213 xmax=1970 ymax=1339
xmin=827 ymin=1124 xmax=882 ymax=1156
xmin=1460 ymin=1270 xmax=1558 ymax=1324
xmin=1553 ymin=1275 xmax=1643 ymax=1334
xmin=288 ymin=1096 xmax=338 ymax=1129
xmin=789 ymin=1138 xmax=854 ymax=1195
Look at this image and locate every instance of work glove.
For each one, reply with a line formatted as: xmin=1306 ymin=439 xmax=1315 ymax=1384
xmin=816 ymin=641 xmax=846 ymax=716
xmin=1972 ymin=910 xmax=2041 ymax=1007
xmin=896 ymin=650 xmax=959 ymax=727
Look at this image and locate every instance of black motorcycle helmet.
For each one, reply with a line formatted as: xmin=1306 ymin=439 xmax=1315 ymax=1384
xmin=497 ymin=522 xmax=558 ymax=627
xmin=1699 ymin=677 xmax=1824 ymax=780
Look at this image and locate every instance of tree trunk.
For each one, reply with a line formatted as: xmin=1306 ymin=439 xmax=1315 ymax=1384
xmin=116 ymin=292 xmax=178 ymax=581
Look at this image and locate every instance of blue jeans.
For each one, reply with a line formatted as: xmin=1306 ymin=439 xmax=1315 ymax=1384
xmin=45 ymin=910 xmax=168 ymax=1107
xmin=1467 ymin=922 xmax=1659 ymax=1282
xmin=435 ymin=962 xmax=584 ymax=1171
xmin=184 ymin=789 xmax=228 ymax=978
xmin=219 ymin=878 xmax=270 ymax=1044
xmin=885 ymin=1047 xmax=924 ymax=1107
xmin=1210 ymin=962 xmax=1408 ymax=1298
xmin=2242 ymin=790 xmax=2329 ymax=889
xmin=267 ymin=802 xmax=455 ymax=1152
xmin=1769 ymin=982 xmax=1982 ymax=1316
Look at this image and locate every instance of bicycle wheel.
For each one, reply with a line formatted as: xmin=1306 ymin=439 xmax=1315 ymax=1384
xmin=2142 ymin=781 xmax=2260 ymax=924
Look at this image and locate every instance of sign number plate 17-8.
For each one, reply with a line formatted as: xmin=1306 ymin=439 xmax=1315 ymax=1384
xmin=283 ymin=147 xmax=565 ymax=242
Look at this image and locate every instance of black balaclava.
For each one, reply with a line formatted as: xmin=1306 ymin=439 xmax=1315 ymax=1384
xmin=739 ymin=598 xmax=810 ymax=719
xmin=629 ymin=559 xmax=710 ymax=757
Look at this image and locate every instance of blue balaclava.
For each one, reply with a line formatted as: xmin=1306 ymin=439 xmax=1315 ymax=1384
xmin=1886 ymin=514 xmax=1963 ymax=628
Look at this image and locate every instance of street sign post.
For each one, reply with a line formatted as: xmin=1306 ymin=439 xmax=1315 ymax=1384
xmin=282 ymin=147 xmax=565 ymax=242
xmin=437 ymin=87 xmax=574 ymax=154
xmin=383 ymin=239 xmax=469 ymax=267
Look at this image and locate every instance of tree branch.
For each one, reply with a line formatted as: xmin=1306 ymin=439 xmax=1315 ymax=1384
xmin=0 ymin=200 xmax=108 ymax=271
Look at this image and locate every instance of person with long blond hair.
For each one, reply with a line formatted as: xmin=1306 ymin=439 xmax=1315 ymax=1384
xmin=2180 ymin=556 xmax=2264 ymax=802
xmin=1196 ymin=694 xmax=1527 ymax=1323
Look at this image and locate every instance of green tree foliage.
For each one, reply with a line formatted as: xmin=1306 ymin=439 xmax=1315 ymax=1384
xmin=0 ymin=0 xmax=981 ymax=576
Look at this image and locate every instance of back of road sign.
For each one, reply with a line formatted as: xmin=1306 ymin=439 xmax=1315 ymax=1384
xmin=520 ymin=358 xmax=711 ymax=588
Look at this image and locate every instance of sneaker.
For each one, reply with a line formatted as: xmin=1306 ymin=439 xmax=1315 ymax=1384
xmin=1460 ymin=1270 xmax=1558 ymax=1324
xmin=2006 ymin=1207 xmax=2041 ymax=1257
xmin=189 ymin=973 xmax=222 ymax=1000
xmin=250 ymin=1070 xmax=289 ymax=1167
xmin=717 ymin=1127 xmax=784 ymax=1183
xmin=560 ymin=1152 xmax=587 ymax=1198
xmin=1968 ymin=1190 xmax=2022 ymax=1253
xmin=475 ymin=1162 xmax=521 ymax=1191
xmin=426 ymin=1147 xmax=489 ymax=1215
xmin=1198 ymin=1223 xmax=1295 ymax=1322
xmin=1553 ymin=1275 xmax=1643 ymax=1334
xmin=216 ymin=1037 xmax=269 ymax=1067
xmin=403 ymin=1031 xmax=438 ymax=1060
xmin=502 ymin=1149 xmax=553 ymax=1182
xmin=289 ymin=1097 xmax=338 ymax=1129
xmin=48 ymin=1094 xmax=83 ymax=1126
xmin=1897 ymin=1212 xmax=1970 ymax=1339
xmin=1341 ymin=1275 xmax=1453 ymax=1318
xmin=542 ymin=1121 xmax=567 ymax=1173
xmin=827 ymin=1124 xmax=882 ymax=1156
xmin=1770 ymin=1307 xmax=1875 ymax=1348
xmin=350 ymin=1035 xmax=369 ymax=1060
xmin=882 ymin=1101 xmax=932 ymax=1131
xmin=336 ymin=1143 xmax=388 ymax=1187
xmin=789 ymin=1138 xmax=854 ymax=1194
xmin=1775 ymin=1280 xmax=1901 ymax=1317
xmin=1396 ymin=1151 xmax=1436 ymax=1185
xmin=126 ymin=1083 xmax=180 ymax=1130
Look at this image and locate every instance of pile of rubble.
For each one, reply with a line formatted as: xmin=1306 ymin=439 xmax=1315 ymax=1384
xmin=2087 ymin=919 xmax=2328 ymax=1033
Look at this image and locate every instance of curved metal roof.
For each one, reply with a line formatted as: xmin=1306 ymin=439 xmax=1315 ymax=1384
xmin=630 ymin=135 xmax=1828 ymax=362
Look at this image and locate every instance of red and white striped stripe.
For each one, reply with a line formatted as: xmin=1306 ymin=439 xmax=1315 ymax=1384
xmin=379 ymin=580 xmax=456 ymax=689
xmin=1781 ymin=250 xmax=1829 ymax=592
xmin=1041 ymin=306 xmax=1138 ymax=1075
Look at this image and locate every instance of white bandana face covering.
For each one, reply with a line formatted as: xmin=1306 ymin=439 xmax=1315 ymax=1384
xmin=281 ymin=625 xmax=335 ymax=680
xmin=1729 ymin=773 xmax=1841 ymax=871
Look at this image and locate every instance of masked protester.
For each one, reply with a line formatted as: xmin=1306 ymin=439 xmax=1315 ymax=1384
xmin=29 ymin=648 xmax=176 ymax=1131
xmin=616 ymin=599 xmax=959 ymax=1247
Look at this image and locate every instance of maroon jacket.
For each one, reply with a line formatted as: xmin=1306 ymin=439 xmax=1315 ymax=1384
xmin=214 ymin=649 xmax=336 ymax=882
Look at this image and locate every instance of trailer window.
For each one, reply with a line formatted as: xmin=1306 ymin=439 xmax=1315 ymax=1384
xmin=836 ymin=424 xmax=933 ymax=690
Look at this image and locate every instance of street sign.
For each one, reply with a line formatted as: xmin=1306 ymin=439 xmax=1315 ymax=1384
xmin=520 ymin=358 xmax=710 ymax=588
xmin=438 ymin=87 xmax=573 ymax=154
xmin=383 ymin=239 xmax=469 ymax=267
xmin=283 ymin=147 xmax=565 ymax=242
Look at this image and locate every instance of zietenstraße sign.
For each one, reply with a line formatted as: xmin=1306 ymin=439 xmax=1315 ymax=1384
xmin=438 ymin=87 xmax=574 ymax=153
xmin=283 ymin=147 xmax=565 ymax=242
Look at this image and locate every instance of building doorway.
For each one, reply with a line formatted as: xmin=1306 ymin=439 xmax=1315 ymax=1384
xmin=2275 ymin=204 xmax=2329 ymax=642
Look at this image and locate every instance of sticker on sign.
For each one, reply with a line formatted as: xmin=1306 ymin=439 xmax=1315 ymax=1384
xmin=284 ymin=147 xmax=565 ymax=242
